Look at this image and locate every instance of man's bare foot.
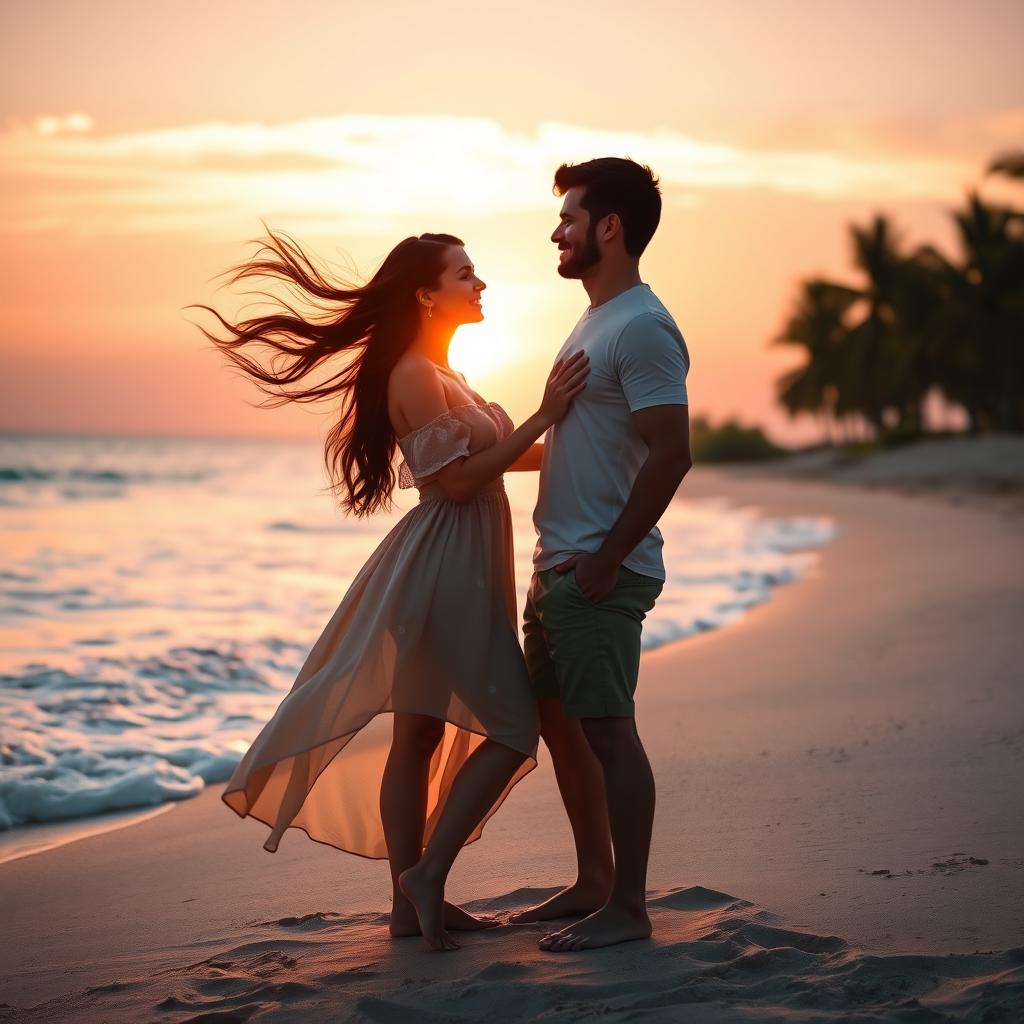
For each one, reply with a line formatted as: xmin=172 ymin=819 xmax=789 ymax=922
xmin=397 ymin=863 xmax=459 ymax=951
xmin=539 ymin=902 xmax=652 ymax=951
xmin=389 ymin=900 xmax=500 ymax=937
xmin=508 ymin=879 xmax=612 ymax=924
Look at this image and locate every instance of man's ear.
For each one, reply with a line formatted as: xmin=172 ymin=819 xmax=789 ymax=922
xmin=600 ymin=213 xmax=622 ymax=245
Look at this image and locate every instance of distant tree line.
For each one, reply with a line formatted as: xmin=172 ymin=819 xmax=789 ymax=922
xmin=775 ymin=152 xmax=1024 ymax=440
xmin=689 ymin=414 xmax=786 ymax=463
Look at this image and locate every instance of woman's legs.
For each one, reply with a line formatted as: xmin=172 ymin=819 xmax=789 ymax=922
xmin=379 ymin=713 xmax=502 ymax=941
xmin=399 ymin=737 xmax=529 ymax=950
xmin=380 ymin=712 xmax=443 ymax=932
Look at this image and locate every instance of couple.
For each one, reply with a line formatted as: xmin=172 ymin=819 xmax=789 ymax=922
xmin=209 ymin=157 xmax=692 ymax=953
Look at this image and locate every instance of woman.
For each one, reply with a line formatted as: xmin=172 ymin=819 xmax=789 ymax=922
xmin=192 ymin=228 xmax=588 ymax=951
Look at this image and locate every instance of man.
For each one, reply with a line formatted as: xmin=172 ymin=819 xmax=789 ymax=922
xmin=513 ymin=157 xmax=692 ymax=951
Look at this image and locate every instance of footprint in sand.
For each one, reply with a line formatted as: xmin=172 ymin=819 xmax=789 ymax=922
xmin=858 ymin=854 xmax=990 ymax=879
xmin=805 ymin=745 xmax=851 ymax=763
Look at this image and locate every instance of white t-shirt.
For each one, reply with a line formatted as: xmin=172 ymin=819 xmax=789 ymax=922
xmin=532 ymin=283 xmax=690 ymax=581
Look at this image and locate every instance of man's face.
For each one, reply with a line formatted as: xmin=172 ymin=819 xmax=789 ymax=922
xmin=551 ymin=186 xmax=602 ymax=279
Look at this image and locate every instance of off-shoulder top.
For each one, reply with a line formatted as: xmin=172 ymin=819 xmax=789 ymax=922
xmin=396 ymin=401 xmax=514 ymax=489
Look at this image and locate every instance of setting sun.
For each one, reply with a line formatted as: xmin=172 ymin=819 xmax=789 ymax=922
xmin=449 ymin=321 xmax=517 ymax=381
xmin=449 ymin=284 xmax=533 ymax=383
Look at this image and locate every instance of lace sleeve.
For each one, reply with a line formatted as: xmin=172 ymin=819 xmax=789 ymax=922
xmin=397 ymin=411 xmax=473 ymax=488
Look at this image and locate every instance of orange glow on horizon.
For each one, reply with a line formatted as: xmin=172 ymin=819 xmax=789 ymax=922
xmin=2 ymin=1 xmax=1021 ymax=445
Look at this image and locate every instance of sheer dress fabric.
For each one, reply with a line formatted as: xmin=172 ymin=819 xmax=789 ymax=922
xmin=221 ymin=401 xmax=540 ymax=858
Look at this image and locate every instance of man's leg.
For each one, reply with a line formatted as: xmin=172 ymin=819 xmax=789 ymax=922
xmin=537 ymin=566 xmax=663 ymax=951
xmin=512 ymin=573 xmax=614 ymax=923
xmin=508 ymin=696 xmax=614 ymax=923
xmin=539 ymin=715 xmax=655 ymax=950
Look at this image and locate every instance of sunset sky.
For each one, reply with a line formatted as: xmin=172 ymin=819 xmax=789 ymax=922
xmin=2 ymin=0 xmax=1022 ymax=444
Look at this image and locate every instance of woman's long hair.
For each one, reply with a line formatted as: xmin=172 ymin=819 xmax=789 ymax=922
xmin=189 ymin=227 xmax=463 ymax=517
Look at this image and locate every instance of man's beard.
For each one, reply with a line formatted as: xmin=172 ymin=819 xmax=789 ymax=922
xmin=557 ymin=225 xmax=601 ymax=279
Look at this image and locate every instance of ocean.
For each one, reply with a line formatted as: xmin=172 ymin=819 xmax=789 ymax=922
xmin=0 ymin=433 xmax=835 ymax=841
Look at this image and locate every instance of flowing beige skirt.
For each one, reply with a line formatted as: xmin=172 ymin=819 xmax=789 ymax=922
xmin=221 ymin=479 xmax=540 ymax=859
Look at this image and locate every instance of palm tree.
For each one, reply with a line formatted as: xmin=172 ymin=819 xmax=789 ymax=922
xmin=839 ymin=215 xmax=907 ymax=435
xmin=886 ymin=244 xmax=953 ymax=435
xmin=773 ymin=155 xmax=1023 ymax=441
xmin=774 ymin=278 xmax=859 ymax=439
xmin=940 ymin=192 xmax=1024 ymax=431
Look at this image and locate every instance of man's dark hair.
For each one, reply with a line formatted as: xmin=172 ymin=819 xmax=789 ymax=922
xmin=553 ymin=157 xmax=662 ymax=257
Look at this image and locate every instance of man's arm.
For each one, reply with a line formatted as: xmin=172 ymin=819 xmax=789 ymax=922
xmin=599 ymin=403 xmax=691 ymax=558
xmin=558 ymin=404 xmax=691 ymax=601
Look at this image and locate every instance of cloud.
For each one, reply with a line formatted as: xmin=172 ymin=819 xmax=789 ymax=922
xmin=0 ymin=113 xmax=987 ymax=238
xmin=31 ymin=113 xmax=95 ymax=137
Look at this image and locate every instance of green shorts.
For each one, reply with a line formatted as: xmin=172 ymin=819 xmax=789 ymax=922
xmin=523 ymin=565 xmax=664 ymax=719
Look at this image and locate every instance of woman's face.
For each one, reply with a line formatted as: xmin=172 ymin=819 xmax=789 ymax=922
xmin=424 ymin=246 xmax=486 ymax=325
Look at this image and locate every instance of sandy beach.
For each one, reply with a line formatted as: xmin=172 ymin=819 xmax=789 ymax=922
xmin=2 ymin=466 xmax=1022 ymax=1022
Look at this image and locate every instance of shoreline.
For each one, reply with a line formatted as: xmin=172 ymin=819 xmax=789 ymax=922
xmin=0 ymin=473 xmax=834 ymax=868
xmin=0 ymin=803 xmax=175 ymax=868
xmin=2 ymin=467 xmax=1021 ymax=1016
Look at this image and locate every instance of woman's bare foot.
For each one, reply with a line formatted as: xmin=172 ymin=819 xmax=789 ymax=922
xmin=508 ymin=879 xmax=612 ymax=924
xmin=398 ymin=863 xmax=459 ymax=951
xmin=539 ymin=902 xmax=652 ymax=951
xmin=389 ymin=899 xmax=499 ymax=937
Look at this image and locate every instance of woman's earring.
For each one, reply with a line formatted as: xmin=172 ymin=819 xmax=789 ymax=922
xmin=427 ymin=305 xmax=433 ymax=319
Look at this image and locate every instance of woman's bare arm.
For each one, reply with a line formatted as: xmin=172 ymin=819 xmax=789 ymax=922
xmin=507 ymin=443 xmax=544 ymax=472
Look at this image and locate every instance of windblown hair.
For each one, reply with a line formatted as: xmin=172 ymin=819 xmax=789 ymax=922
xmin=553 ymin=157 xmax=662 ymax=257
xmin=189 ymin=227 xmax=463 ymax=517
